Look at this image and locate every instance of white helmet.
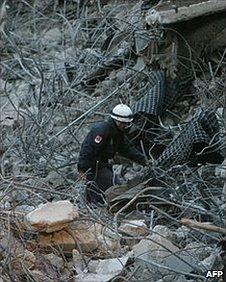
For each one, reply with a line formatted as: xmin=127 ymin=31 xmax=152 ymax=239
xmin=110 ymin=104 xmax=133 ymax=123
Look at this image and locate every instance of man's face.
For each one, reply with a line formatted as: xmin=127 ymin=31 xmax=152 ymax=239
xmin=115 ymin=120 xmax=132 ymax=131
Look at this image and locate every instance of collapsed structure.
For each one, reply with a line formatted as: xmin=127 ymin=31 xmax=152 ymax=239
xmin=0 ymin=0 xmax=225 ymax=281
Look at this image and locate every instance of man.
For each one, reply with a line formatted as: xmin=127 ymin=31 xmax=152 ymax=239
xmin=78 ymin=104 xmax=148 ymax=204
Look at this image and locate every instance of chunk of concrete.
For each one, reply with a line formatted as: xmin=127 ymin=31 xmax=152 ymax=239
xmin=38 ymin=222 xmax=103 ymax=254
xmin=72 ymin=249 xmax=86 ymax=273
xmin=74 ymin=256 xmax=129 ymax=282
xmin=42 ymin=27 xmax=62 ymax=45
xmin=26 ymin=200 xmax=79 ymax=233
xmin=11 ymin=250 xmax=36 ymax=275
xmin=38 ymin=229 xmax=77 ymax=254
xmin=119 ymin=220 xmax=148 ymax=237
xmin=132 ymin=234 xmax=197 ymax=273
xmin=44 ymin=253 xmax=64 ymax=271
xmin=146 ymin=0 xmax=226 ymax=25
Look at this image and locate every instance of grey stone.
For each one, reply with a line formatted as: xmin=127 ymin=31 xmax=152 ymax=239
xmin=132 ymin=234 xmax=197 ymax=274
xmin=74 ymin=256 xmax=129 ymax=282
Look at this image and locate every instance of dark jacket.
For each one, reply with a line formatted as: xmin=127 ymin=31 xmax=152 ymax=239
xmin=78 ymin=118 xmax=146 ymax=173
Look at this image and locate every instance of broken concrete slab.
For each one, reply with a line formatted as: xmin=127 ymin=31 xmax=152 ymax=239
xmin=119 ymin=220 xmax=149 ymax=237
xmin=38 ymin=226 xmax=99 ymax=254
xmin=72 ymin=249 xmax=86 ymax=273
xmin=145 ymin=0 xmax=226 ymax=25
xmin=11 ymin=250 xmax=36 ymax=275
xmin=74 ymin=256 xmax=129 ymax=282
xmin=38 ymin=221 xmax=119 ymax=255
xmin=29 ymin=270 xmax=53 ymax=282
xmin=96 ymin=256 xmax=129 ymax=275
xmin=26 ymin=200 xmax=79 ymax=233
xmin=184 ymin=242 xmax=212 ymax=261
xmin=38 ymin=229 xmax=77 ymax=254
xmin=41 ymin=27 xmax=62 ymax=46
xmin=44 ymin=253 xmax=64 ymax=271
xmin=72 ymin=222 xmax=120 ymax=255
xmin=74 ymin=273 xmax=118 ymax=282
xmin=132 ymin=233 xmax=197 ymax=274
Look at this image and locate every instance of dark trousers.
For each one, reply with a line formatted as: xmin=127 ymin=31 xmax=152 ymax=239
xmin=86 ymin=166 xmax=121 ymax=204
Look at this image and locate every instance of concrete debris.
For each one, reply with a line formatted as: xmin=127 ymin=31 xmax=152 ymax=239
xmin=67 ymin=222 xmax=100 ymax=253
xmin=132 ymin=233 xmax=197 ymax=274
xmin=38 ymin=221 xmax=119 ymax=255
xmin=199 ymin=249 xmax=221 ymax=270
xmin=152 ymin=225 xmax=172 ymax=238
xmin=184 ymin=242 xmax=212 ymax=261
xmin=11 ymin=250 xmax=36 ymax=274
xmin=38 ymin=226 xmax=98 ymax=254
xmin=119 ymin=220 xmax=148 ymax=237
xmin=29 ymin=270 xmax=53 ymax=282
xmin=26 ymin=200 xmax=79 ymax=233
xmin=38 ymin=229 xmax=77 ymax=254
xmin=41 ymin=27 xmax=62 ymax=46
xmin=1 ymin=0 xmax=226 ymax=281
xmin=74 ymin=256 xmax=129 ymax=282
xmin=44 ymin=253 xmax=64 ymax=271
xmin=44 ymin=171 xmax=66 ymax=187
xmin=145 ymin=0 xmax=226 ymax=25
xmin=72 ymin=249 xmax=86 ymax=273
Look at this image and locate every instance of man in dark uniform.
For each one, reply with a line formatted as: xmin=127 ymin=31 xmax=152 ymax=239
xmin=78 ymin=104 xmax=148 ymax=204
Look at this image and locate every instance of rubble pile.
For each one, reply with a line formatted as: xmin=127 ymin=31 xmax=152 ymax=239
xmin=0 ymin=0 xmax=225 ymax=281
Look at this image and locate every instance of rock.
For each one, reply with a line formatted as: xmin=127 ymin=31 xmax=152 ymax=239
xmin=29 ymin=270 xmax=53 ymax=282
xmin=96 ymin=256 xmax=129 ymax=274
xmin=87 ymin=259 xmax=100 ymax=273
xmin=119 ymin=220 xmax=149 ymax=237
xmin=156 ymin=274 xmax=189 ymax=282
xmin=72 ymin=249 xmax=86 ymax=273
xmin=199 ymin=250 xmax=221 ymax=270
xmin=69 ymin=222 xmax=101 ymax=253
xmin=74 ymin=256 xmax=129 ymax=282
xmin=152 ymin=225 xmax=172 ymax=238
xmin=11 ymin=250 xmax=36 ymax=274
xmin=74 ymin=273 xmax=117 ymax=282
xmin=38 ymin=224 xmax=99 ymax=254
xmin=44 ymin=171 xmax=66 ymax=187
xmin=15 ymin=205 xmax=35 ymax=213
xmin=132 ymin=234 xmax=197 ymax=274
xmin=26 ymin=200 xmax=79 ymax=233
xmin=96 ymin=235 xmax=120 ymax=255
xmin=42 ymin=27 xmax=62 ymax=45
xmin=44 ymin=253 xmax=64 ymax=271
xmin=38 ymin=229 xmax=77 ymax=254
xmin=184 ymin=242 xmax=212 ymax=261
xmin=38 ymin=221 xmax=120 ymax=255
xmin=105 ymin=184 xmax=130 ymax=203
xmin=173 ymin=226 xmax=190 ymax=241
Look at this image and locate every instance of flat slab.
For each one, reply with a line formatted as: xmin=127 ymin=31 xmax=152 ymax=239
xmin=26 ymin=200 xmax=79 ymax=233
xmin=145 ymin=0 xmax=226 ymax=25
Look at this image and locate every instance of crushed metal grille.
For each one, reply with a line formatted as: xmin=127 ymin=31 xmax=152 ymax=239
xmin=155 ymin=108 xmax=223 ymax=168
xmin=132 ymin=70 xmax=166 ymax=117
xmin=132 ymin=70 xmax=192 ymax=117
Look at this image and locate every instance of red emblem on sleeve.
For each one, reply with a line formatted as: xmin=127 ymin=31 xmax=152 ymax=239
xmin=94 ymin=135 xmax=103 ymax=143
